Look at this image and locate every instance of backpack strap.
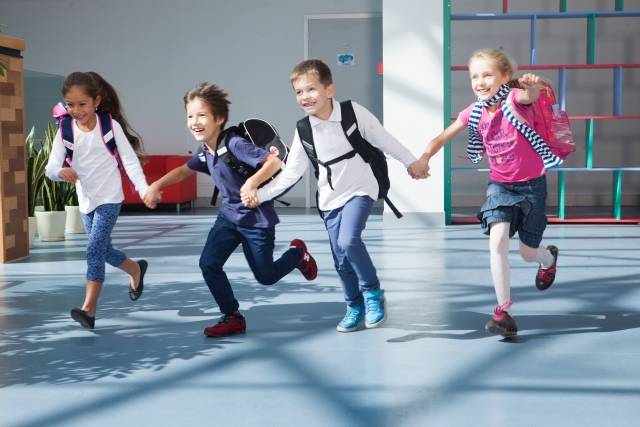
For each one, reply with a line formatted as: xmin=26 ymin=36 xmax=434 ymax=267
xmin=96 ymin=111 xmax=117 ymax=154
xmin=339 ymin=101 xmax=402 ymax=218
xmin=96 ymin=111 xmax=138 ymax=192
xmin=296 ymin=116 xmax=356 ymax=190
xmin=296 ymin=117 xmax=320 ymax=179
xmin=216 ymin=127 xmax=258 ymax=177
xmin=59 ymin=115 xmax=75 ymax=167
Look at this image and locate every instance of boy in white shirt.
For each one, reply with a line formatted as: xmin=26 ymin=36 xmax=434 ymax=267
xmin=241 ymin=59 xmax=419 ymax=332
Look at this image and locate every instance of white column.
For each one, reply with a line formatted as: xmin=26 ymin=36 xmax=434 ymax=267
xmin=383 ymin=0 xmax=445 ymax=225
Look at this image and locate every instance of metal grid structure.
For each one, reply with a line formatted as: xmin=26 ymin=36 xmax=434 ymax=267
xmin=443 ymin=0 xmax=640 ymax=224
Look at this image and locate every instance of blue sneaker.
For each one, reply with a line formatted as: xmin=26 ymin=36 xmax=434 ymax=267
xmin=336 ymin=304 xmax=365 ymax=332
xmin=363 ymin=288 xmax=386 ymax=328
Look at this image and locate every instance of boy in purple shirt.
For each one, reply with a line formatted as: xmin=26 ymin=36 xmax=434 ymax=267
xmin=145 ymin=82 xmax=317 ymax=337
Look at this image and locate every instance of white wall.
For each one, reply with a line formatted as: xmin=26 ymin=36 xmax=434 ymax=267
xmin=383 ymin=0 xmax=445 ymax=224
xmin=2 ymin=0 xmax=382 ymax=205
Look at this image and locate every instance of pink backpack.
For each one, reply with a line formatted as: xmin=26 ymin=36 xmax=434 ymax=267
xmin=510 ymin=81 xmax=576 ymax=159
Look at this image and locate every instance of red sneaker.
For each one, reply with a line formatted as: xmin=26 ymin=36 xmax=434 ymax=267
xmin=204 ymin=313 xmax=246 ymax=337
xmin=536 ymin=245 xmax=559 ymax=291
xmin=290 ymin=239 xmax=317 ymax=281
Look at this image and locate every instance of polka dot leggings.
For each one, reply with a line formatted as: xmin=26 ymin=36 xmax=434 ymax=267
xmin=80 ymin=203 xmax=126 ymax=283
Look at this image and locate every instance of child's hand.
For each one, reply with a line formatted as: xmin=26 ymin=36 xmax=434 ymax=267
xmin=408 ymin=156 xmax=431 ymax=179
xmin=58 ymin=167 xmax=79 ymax=183
xmin=518 ymin=73 xmax=540 ymax=89
xmin=241 ymin=192 xmax=260 ymax=209
xmin=143 ymin=184 xmax=162 ymax=209
xmin=240 ymin=182 xmax=259 ymax=208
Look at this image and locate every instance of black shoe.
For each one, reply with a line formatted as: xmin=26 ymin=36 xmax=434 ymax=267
xmin=129 ymin=259 xmax=147 ymax=301
xmin=71 ymin=308 xmax=95 ymax=329
xmin=485 ymin=305 xmax=518 ymax=337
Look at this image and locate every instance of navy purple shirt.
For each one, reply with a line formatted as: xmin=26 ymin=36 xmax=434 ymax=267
xmin=187 ymin=133 xmax=279 ymax=228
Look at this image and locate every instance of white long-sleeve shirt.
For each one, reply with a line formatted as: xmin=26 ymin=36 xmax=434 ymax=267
xmin=257 ymin=100 xmax=416 ymax=211
xmin=45 ymin=116 xmax=149 ymax=214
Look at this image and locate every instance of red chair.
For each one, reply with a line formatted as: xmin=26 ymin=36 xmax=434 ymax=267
xmin=122 ymin=155 xmax=196 ymax=212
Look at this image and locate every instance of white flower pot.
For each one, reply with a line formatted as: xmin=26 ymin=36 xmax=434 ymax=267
xmin=28 ymin=216 xmax=37 ymax=248
xmin=65 ymin=205 xmax=86 ymax=234
xmin=35 ymin=210 xmax=67 ymax=241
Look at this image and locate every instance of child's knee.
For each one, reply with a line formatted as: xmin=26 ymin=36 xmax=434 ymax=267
xmin=199 ymin=255 xmax=223 ymax=273
xmin=254 ymin=272 xmax=278 ymax=286
xmin=337 ymin=235 xmax=361 ymax=254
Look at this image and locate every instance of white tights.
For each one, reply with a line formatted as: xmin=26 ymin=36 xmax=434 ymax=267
xmin=488 ymin=222 xmax=554 ymax=308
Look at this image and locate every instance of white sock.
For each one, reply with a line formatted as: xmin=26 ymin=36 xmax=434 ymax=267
xmin=489 ymin=222 xmax=511 ymax=306
xmin=535 ymin=246 xmax=554 ymax=268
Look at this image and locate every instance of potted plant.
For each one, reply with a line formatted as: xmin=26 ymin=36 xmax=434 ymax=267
xmin=64 ymin=179 xmax=85 ymax=234
xmin=35 ymin=123 xmax=73 ymax=241
xmin=26 ymin=127 xmax=47 ymax=246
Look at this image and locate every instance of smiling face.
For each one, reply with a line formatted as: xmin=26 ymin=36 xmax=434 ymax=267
xmin=186 ymin=97 xmax=225 ymax=147
xmin=292 ymin=72 xmax=335 ymax=120
xmin=468 ymin=56 xmax=511 ymax=100
xmin=64 ymin=85 xmax=101 ymax=131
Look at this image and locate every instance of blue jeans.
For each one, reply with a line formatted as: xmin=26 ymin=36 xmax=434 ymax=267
xmin=199 ymin=213 xmax=302 ymax=314
xmin=81 ymin=203 xmax=126 ymax=283
xmin=322 ymin=196 xmax=379 ymax=307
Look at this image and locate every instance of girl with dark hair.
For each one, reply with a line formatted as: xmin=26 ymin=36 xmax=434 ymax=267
xmin=45 ymin=71 xmax=150 ymax=329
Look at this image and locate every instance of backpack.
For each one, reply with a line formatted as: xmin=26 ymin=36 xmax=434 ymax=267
xmin=51 ymin=102 xmax=135 ymax=190
xmin=508 ymin=81 xmax=576 ymax=159
xmin=204 ymin=118 xmax=291 ymax=206
xmin=296 ymin=100 xmax=402 ymax=218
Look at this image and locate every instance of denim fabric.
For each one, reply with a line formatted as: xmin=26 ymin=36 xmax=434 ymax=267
xmin=199 ymin=213 xmax=302 ymax=314
xmin=81 ymin=203 xmax=126 ymax=283
xmin=477 ymin=175 xmax=548 ymax=248
xmin=322 ymin=196 xmax=379 ymax=307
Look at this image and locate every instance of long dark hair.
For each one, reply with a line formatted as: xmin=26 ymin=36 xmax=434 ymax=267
xmin=61 ymin=71 xmax=144 ymax=155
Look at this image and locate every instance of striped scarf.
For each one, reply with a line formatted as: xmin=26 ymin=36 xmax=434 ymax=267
xmin=466 ymin=84 xmax=562 ymax=169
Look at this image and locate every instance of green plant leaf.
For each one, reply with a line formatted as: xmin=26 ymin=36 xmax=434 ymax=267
xmin=38 ymin=122 xmax=75 ymax=211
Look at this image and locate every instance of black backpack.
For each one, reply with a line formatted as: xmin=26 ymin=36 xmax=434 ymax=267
xmin=203 ymin=118 xmax=290 ymax=206
xmin=296 ymin=100 xmax=402 ymax=218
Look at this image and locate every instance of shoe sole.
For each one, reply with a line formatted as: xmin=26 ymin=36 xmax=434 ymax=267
xmin=365 ymin=318 xmax=386 ymax=329
xmin=70 ymin=309 xmax=94 ymax=330
xmin=204 ymin=329 xmax=246 ymax=338
xmin=336 ymin=323 xmax=364 ymax=333
xmin=485 ymin=323 xmax=517 ymax=337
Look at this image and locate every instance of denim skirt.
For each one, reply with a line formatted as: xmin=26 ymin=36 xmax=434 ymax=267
xmin=477 ymin=174 xmax=547 ymax=248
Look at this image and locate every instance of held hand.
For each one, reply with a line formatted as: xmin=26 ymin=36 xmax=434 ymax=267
xmin=241 ymin=192 xmax=260 ymax=209
xmin=408 ymin=156 xmax=431 ymax=179
xmin=244 ymin=196 xmax=260 ymax=209
xmin=518 ymin=73 xmax=540 ymax=89
xmin=143 ymin=184 xmax=162 ymax=209
xmin=58 ymin=167 xmax=79 ymax=183
xmin=240 ymin=182 xmax=259 ymax=208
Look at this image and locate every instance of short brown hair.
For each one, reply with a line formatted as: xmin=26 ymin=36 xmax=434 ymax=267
xmin=183 ymin=82 xmax=231 ymax=129
xmin=290 ymin=59 xmax=333 ymax=87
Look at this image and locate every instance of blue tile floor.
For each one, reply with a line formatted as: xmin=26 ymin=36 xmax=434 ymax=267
xmin=1 ymin=210 xmax=639 ymax=427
